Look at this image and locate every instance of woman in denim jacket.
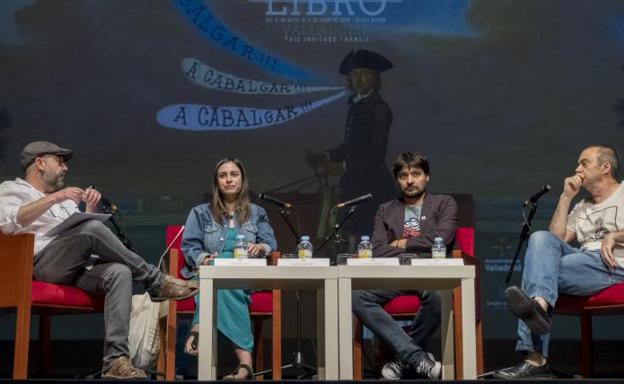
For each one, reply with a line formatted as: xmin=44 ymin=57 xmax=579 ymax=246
xmin=181 ymin=158 xmax=277 ymax=380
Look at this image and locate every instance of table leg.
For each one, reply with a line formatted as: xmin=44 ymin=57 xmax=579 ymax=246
xmin=317 ymin=288 xmax=325 ymax=378
xmin=461 ymin=278 xmax=477 ymax=379
xmin=198 ymin=278 xmax=216 ymax=380
xmin=440 ymin=289 xmax=455 ymax=379
xmin=322 ymin=278 xmax=339 ymax=379
xmin=338 ymin=277 xmax=353 ymax=379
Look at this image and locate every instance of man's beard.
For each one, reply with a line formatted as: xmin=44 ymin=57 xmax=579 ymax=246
xmin=402 ymin=187 xmax=424 ymax=199
xmin=42 ymin=171 xmax=66 ymax=192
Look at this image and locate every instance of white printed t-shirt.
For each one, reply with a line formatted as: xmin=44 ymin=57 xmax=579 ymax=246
xmin=0 ymin=178 xmax=78 ymax=254
xmin=567 ymin=182 xmax=624 ymax=265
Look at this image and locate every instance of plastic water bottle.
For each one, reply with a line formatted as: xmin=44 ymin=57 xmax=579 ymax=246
xmin=297 ymin=235 xmax=313 ymax=259
xmin=357 ymin=235 xmax=372 ymax=259
xmin=234 ymin=234 xmax=248 ymax=259
xmin=431 ymin=237 xmax=446 ymax=259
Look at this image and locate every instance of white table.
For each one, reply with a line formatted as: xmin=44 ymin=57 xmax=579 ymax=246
xmin=336 ymin=264 xmax=476 ymax=379
xmin=198 ymin=265 xmax=339 ymax=380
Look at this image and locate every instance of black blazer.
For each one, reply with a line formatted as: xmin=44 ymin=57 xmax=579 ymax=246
xmin=371 ymin=194 xmax=458 ymax=258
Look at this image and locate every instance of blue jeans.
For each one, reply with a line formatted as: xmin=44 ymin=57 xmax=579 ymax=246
xmin=516 ymin=231 xmax=624 ymax=357
xmin=352 ymin=289 xmax=441 ymax=367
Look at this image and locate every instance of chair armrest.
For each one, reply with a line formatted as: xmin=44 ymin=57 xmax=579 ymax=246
xmin=168 ymin=248 xmax=180 ymax=278
xmin=0 ymin=233 xmax=35 ymax=308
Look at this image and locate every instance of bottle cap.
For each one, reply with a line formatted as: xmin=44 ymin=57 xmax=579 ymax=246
xmin=301 ymin=235 xmax=310 ymax=241
xmin=434 ymin=237 xmax=443 ymax=242
xmin=361 ymin=235 xmax=370 ymax=241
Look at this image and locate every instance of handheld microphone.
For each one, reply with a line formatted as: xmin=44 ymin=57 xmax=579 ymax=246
xmin=523 ymin=184 xmax=551 ymax=207
xmin=85 ymin=185 xmax=118 ymax=213
xmin=257 ymin=192 xmax=293 ymax=209
xmin=87 ymin=186 xmax=118 ymax=213
xmin=99 ymin=196 xmax=118 ymax=213
xmin=334 ymin=193 xmax=373 ymax=209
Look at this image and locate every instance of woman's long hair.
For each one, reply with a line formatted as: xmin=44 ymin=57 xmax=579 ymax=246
xmin=210 ymin=157 xmax=251 ymax=225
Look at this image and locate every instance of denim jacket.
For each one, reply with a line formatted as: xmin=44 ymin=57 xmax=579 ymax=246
xmin=180 ymin=203 xmax=277 ymax=278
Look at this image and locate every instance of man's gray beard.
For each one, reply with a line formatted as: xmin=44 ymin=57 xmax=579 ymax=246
xmin=42 ymin=172 xmax=65 ymax=192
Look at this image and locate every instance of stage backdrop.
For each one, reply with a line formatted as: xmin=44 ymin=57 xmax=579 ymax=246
xmin=2 ymin=0 xmax=624 ymax=343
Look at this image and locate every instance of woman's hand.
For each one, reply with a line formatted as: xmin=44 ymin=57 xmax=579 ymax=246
xmin=247 ymin=243 xmax=266 ymax=257
xmin=201 ymin=253 xmax=218 ymax=265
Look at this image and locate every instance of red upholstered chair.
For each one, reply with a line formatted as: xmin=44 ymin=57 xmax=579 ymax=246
xmin=0 ymin=233 xmax=105 ymax=379
xmin=158 ymin=225 xmax=282 ymax=380
xmin=555 ymin=282 xmax=624 ymax=377
xmin=352 ymin=194 xmax=483 ymax=380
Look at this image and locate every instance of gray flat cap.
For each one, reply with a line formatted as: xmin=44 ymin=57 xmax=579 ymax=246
xmin=21 ymin=141 xmax=73 ymax=170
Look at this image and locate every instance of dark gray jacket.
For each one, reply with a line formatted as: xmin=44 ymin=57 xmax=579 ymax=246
xmin=372 ymin=194 xmax=458 ymax=258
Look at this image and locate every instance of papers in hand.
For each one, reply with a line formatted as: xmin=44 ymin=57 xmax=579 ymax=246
xmin=44 ymin=212 xmax=111 ymax=237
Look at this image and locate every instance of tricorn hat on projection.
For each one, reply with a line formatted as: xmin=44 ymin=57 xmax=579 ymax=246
xmin=338 ymin=49 xmax=393 ymax=75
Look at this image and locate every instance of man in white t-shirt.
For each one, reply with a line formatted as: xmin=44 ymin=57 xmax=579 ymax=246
xmin=0 ymin=141 xmax=199 ymax=379
xmin=494 ymin=145 xmax=624 ymax=379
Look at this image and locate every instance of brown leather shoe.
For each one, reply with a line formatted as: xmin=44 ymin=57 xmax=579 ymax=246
xmin=150 ymin=276 xmax=198 ymax=302
xmin=101 ymin=356 xmax=147 ymax=380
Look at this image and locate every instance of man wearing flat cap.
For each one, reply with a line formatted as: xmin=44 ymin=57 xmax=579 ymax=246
xmin=308 ymin=49 xmax=396 ymax=246
xmin=0 ymin=141 xmax=199 ymax=379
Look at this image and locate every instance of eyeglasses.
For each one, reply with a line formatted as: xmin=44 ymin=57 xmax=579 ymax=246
xmin=48 ymin=203 xmax=72 ymax=219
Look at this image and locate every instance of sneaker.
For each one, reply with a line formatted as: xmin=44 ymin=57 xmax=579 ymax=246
xmin=381 ymin=360 xmax=405 ymax=380
xmin=150 ymin=275 xmax=199 ymax=302
xmin=101 ymin=356 xmax=147 ymax=380
xmin=413 ymin=353 xmax=441 ymax=380
xmin=382 ymin=353 xmax=436 ymax=380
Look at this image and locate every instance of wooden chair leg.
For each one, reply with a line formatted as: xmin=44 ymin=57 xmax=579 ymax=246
xmin=271 ymin=289 xmax=282 ymax=380
xmin=580 ymin=313 xmax=593 ymax=378
xmin=453 ymin=285 xmax=464 ymax=379
xmin=353 ymin=317 xmax=363 ymax=380
xmin=13 ymin=304 xmax=31 ymax=379
xmin=476 ymin=319 xmax=484 ymax=375
xmin=39 ymin=313 xmax=52 ymax=376
xmin=253 ymin=317 xmax=265 ymax=380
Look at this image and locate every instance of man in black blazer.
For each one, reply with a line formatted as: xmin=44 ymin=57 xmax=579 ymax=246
xmin=352 ymin=152 xmax=458 ymax=380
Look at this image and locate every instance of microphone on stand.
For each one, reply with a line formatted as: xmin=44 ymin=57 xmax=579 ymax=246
xmin=523 ymin=185 xmax=551 ymax=207
xmin=257 ymin=192 xmax=294 ymax=209
xmin=334 ymin=193 xmax=373 ymax=209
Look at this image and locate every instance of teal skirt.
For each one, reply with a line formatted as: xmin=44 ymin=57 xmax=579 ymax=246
xmin=191 ymin=228 xmax=253 ymax=352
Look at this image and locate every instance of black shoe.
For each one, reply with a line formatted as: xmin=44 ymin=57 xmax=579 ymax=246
xmin=505 ymin=286 xmax=551 ymax=335
xmin=493 ymin=360 xmax=555 ymax=379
